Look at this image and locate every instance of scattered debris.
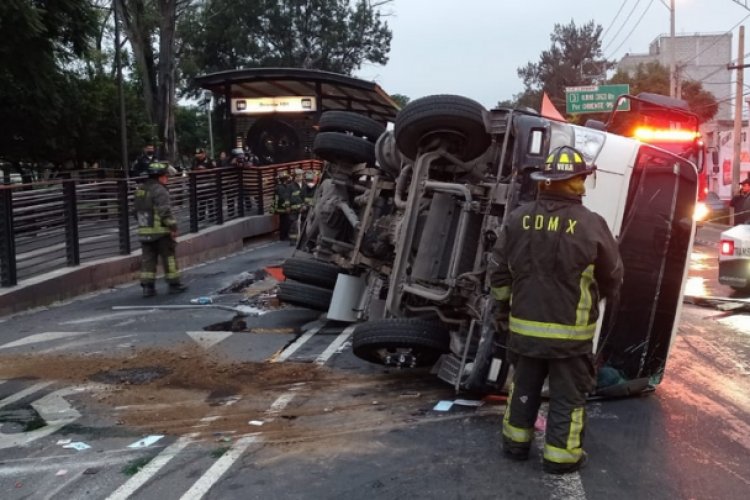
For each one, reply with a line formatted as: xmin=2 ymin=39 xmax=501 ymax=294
xmin=127 ymin=435 xmax=164 ymax=448
xmin=190 ymin=296 xmax=214 ymax=305
xmin=453 ymin=399 xmax=484 ymax=408
xmin=211 ymin=446 xmax=230 ymax=459
xmin=122 ymin=457 xmax=153 ymax=476
xmin=62 ymin=442 xmax=91 ymax=451
xmin=55 ymin=469 xmax=68 ymax=476
xmin=433 ymin=401 xmax=454 ymax=412
xmin=248 ymin=420 xmax=264 ymax=426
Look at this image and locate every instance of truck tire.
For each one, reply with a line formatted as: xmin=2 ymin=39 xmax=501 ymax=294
xmin=352 ymin=318 xmax=450 ymax=367
xmin=282 ymin=257 xmax=343 ymax=289
xmin=318 ymin=111 xmax=386 ymax=143
xmin=278 ymin=280 xmax=333 ymax=311
xmin=313 ymin=132 xmax=376 ymax=165
xmin=394 ymin=94 xmax=490 ymax=162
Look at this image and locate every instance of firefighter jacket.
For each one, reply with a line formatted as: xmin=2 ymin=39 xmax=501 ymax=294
xmin=133 ymin=179 xmax=178 ymax=242
xmin=302 ymin=183 xmax=317 ymax=207
xmin=273 ymin=182 xmax=291 ymax=214
xmin=289 ymin=181 xmax=303 ymax=211
xmin=489 ymin=192 xmax=623 ymax=358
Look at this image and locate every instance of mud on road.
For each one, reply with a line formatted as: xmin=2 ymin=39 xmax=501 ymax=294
xmin=0 ymin=344 xmax=468 ymax=446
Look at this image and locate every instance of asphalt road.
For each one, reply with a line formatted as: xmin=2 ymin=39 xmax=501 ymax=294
xmin=0 ymin=229 xmax=748 ymax=499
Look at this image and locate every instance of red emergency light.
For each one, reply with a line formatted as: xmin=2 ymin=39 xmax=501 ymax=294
xmin=720 ymin=239 xmax=735 ymax=256
xmin=633 ymin=127 xmax=700 ymax=143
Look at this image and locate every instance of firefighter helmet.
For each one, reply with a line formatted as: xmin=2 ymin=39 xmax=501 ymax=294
xmin=147 ymin=161 xmax=169 ymax=177
xmin=530 ymin=146 xmax=595 ymax=182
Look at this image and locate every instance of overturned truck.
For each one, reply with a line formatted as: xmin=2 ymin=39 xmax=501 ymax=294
xmin=284 ymin=94 xmax=698 ymax=398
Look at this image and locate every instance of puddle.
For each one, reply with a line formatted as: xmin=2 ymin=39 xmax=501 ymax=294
xmin=91 ymin=366 xmax=172 ymax=385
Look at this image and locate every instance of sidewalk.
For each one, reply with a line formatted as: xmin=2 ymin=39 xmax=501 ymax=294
xmin=0 ymin=215 xmax=276 ymax=317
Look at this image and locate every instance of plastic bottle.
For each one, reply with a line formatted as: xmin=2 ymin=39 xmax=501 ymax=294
xmin=190 ymin=296 xmax=213 ymax=305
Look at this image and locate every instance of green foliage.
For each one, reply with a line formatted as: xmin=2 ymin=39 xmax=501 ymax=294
xmin=179 ymin=0 xmax=392 ymax=95
xmin=609 ymin=62 xmax=719 ymax=123
xmin=515 ymin=19 xmax=613 ymax=114
xmin=389 ymin=93 xmax=410 ymax=109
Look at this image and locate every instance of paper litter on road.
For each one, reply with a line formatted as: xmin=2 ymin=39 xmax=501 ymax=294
xmin=56 ymin=439 xmax=72 ymax=445
xmin=453 ymin=399 xmax=485 ymax=407
xmin=433 ymin=400 xmax=454 ymax=411
xmin=248 ymin=420 xmax=265 ymax=426
xmin=62 ymin=442 xmax=91 ymax=451
xmin=127 ymin=435 xmax=164 ymax=448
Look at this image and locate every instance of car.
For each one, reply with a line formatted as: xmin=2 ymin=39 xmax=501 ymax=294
xmin=695 ymin=191 xmax=730 ymax=225
xmin=718 ymin=224 xmax=750 ymax=292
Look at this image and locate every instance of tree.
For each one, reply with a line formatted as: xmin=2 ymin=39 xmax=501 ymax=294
xmin=179 ymin=0 xmax=393 ymax=96
xmin=515 ymin=19 xmax=613 ymax=113
xmin=0 ymin=0 xmax=98 ymax=163
xmin=390 ymin=93 xmax=410 ymax=109
xmin=609 ymin=62 xmax=719 ymax=123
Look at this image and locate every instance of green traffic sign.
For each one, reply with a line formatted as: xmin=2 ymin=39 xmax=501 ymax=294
xmin=565 ymin=84 xmax=630 ymax=114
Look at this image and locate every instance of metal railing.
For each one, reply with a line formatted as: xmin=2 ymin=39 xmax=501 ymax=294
xmin=0 ymin=160 xmax=321 ymax=287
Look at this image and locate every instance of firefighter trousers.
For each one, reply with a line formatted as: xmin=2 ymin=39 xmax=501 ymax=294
xmin=140 ymin=236 xmax=180 ymax=285
xmin=502 ymin=354 xmax=595 ymax=466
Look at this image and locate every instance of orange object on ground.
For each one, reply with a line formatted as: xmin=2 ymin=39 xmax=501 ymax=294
xmin=265 ymin=266 xmax=286 ymax=281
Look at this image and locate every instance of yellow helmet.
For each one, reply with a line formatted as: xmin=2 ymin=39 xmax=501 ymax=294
xmin=531 ymin=146 xmax=595 ymax=182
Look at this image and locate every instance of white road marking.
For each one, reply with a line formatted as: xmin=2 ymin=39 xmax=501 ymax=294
xmin=36 ymin=334 xmax=135 ymax=354
xmin=272 ymin=324 xmax=322 ymax=362
xmin=0 ymin=331 xmax=89 ymax=350
xmin=315 ymin=325 xmax=355 ymax=365
xmin=0 ymin=381 xmax=54 ymax=409
xmin=59 ymin=310 xmax=154 ymax=324
xmin=180 ymin=389 xmax=301 ymax=499
xmin=179 ymin=435 xmax=261 ymax=500
xmin=186 ymin=331 xmax=233 ymax=349
xmin=106 ymin=435 xmax=195 ymax=500
xmin=0 ymin=386 xmax=81 ymax=449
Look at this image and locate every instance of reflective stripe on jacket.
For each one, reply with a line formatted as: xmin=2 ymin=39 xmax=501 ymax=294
xmin=134 ymin=179 xmax=177 ymax=242
xmin=489 ymin=192 xmax=623 ymax=358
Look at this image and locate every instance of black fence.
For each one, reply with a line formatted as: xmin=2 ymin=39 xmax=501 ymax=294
xmin=0 ymin=160 xmax=321 ymax=287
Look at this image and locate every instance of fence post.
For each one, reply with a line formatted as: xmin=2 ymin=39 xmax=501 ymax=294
xmin=117 ymin=179 xmax=131 ymax=255
xmin=189 ymin=173 xmax=198 ymax=233
xmin=62 ymin=180 xmax=80 ymax=267
xmin=215 ymin=170 xmax=224 ymax=225
xmin=0 ymin=188 xmax=17 ymax=286
xmin=238 ymin=168 xmax=246 ymax=218
xmin=256 ymin=168 xmax=264 ymax=215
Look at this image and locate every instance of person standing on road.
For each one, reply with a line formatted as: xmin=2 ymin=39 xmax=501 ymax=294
xmin=729 ymin=176 xmax=750 ymax=225
xmin=300 ymin=170 xmax=318 ymax=224
xmin=288 ymin=168 xmax=305 ymax=243
xmin=273 ymin=171 xmax=293 ymax=241
xmin=134 ymin=161 xmax=188 ymax=297
xmin=489 ymin=146 xmax=623 ymax=474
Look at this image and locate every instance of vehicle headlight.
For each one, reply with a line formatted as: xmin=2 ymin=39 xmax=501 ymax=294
xmin=693 ymin=202 xmax=709 ymax=222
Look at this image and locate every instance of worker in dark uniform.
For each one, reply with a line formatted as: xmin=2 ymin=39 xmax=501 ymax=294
xmin=287 ymin=168 xmax=304 ymax=243
xmin=129 ymin=144 xmax=156 ymax=178
xmin=133 ymin=161 xmax=188 ymax=297
xmin=489 ymin=146 xmax=623 ymax=474
xmin=729 ymin=175 xmax=750 ymax=225
xmin=273 ymin=171 xmax=292 ymax=241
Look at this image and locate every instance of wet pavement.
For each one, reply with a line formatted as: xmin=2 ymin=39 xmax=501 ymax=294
xmin=0 ymin=230 xmax=747 ymax=499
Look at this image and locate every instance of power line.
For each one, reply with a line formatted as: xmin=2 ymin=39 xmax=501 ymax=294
xmin=606 ymin=0 xmax=656 ymax=59
xmin=602 ymin=0 xmax=642 ymax=53
xmin=601 ymin=0 xmax=630 ymax=42
xmin=674 ymin=13 xmax=750 ymax=69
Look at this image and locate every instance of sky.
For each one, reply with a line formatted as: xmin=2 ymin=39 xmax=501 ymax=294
xmin=356 ymin=0 xmax=750 ymax=110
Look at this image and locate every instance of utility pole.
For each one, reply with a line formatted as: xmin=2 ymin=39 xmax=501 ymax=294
xmin=728 ymin=25 xmax=746 ymax=224
xmin=669 ymin=0 xmax=676 ymax=98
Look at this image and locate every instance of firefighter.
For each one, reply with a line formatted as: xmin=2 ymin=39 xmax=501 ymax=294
xmin=129 ymin=144 xmax=156 ymax=178
xmin=489 ymin=146 xmax=623 ymax=474
xmin=273 ymin=171 xmax=293 ymax=241
xmin=288 ymin=168 xmax=305 ymax=242
xmin=133 ymin=161 xmax=188 ymax=297
xmin=729 ymin=175 xmax=750 ymax=225
xmin=301 ymin=170 xmax=318 ymax=209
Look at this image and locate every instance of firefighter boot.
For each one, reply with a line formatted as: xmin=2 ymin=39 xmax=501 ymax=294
xmin=142 ymin=284 xmax=156 ymax=298
xmin=168 ymin=282 xmax=188 ymax=294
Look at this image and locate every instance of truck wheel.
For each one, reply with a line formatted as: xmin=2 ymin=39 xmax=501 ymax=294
xmin=278 ymin=280 xmax=333 ymax=311
xmin=282 ymin=257 xmax=343 ymax=289
xmin=313 ymin=132 xmax=376 ymax=165
xmin=318 ymin=111 xmax=386 ymax=143
xmin=374 ymin=130 xmax=403 ymax=177
xmin=352 ymin=318 xmax=450 ymax=368
xmin=394 ymin=94 xmax=490 ymax=162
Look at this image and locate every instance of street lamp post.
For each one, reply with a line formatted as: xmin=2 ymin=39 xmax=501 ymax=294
xmin=669 ymin=0 xmax=676 ymax=98
xmin=114 ymin=1 xmax=128 ymax=175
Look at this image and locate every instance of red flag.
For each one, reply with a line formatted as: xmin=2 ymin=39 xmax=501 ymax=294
xmin=541 ymin=92 xmax=566 ymax=121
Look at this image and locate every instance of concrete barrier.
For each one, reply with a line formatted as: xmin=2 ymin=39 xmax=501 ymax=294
xmin=0 ymin=215 xmax=276 ymax=317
